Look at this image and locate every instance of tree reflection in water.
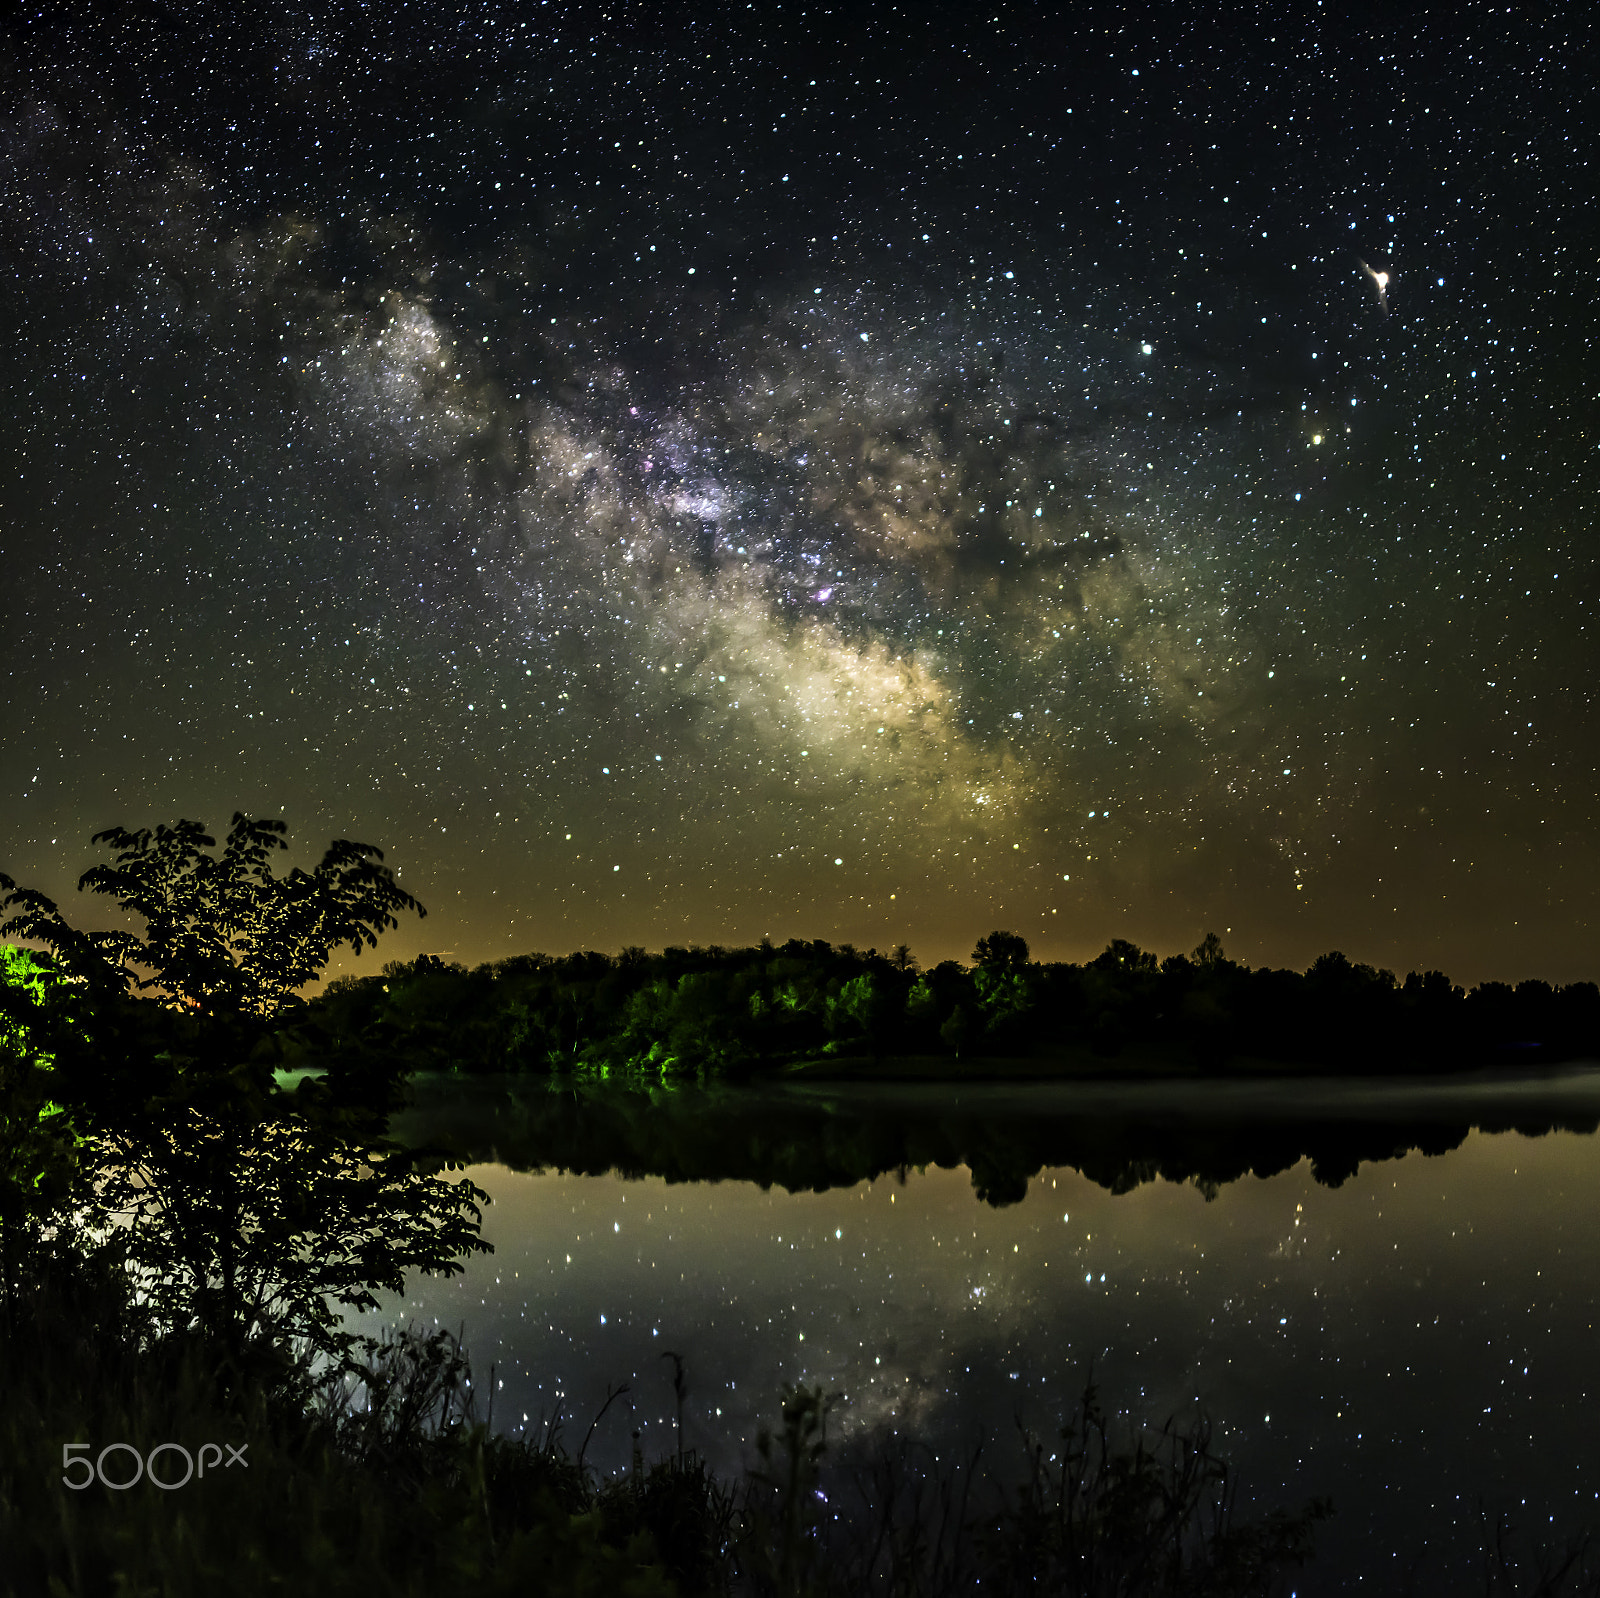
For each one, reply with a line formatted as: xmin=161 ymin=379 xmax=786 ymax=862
xmin=390 ymin=1072 xmax=1600 ymax=1208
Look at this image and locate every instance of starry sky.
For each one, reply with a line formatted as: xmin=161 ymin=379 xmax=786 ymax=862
xmin=1 ymin=1 xmax=1593 ymax=983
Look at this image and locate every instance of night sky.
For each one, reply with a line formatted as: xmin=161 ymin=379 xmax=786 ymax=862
xmin=2 ymin=1 xmax=1593 ymax=983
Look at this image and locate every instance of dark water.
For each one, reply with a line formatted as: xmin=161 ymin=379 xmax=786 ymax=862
xmin=367 ymin=1068 xmax=1600 ymax=1592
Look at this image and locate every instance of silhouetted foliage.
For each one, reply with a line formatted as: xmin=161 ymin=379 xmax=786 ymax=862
xmin=0 ymin=815 xmax=490 ymax=1370
xmin=973 ymin=931 xmax=1030 ymax=971
xmin=289 ymin=927 xmax=1600 ymax=1083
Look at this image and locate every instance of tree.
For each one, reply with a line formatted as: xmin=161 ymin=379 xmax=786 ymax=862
xmin=973 ymin=930 xmax=1030 ymax=971
xmin=905 ymin=974 xmax=941 ymax=1023
xmin=1307 ymin=950 xmax=1353 ymax=984
xmin=940 ymin=1004 xmax=974 ymax=1059
xmin=0 ymin=814 xmax=491 ymax=1373
xmin=974 ymin=963 xmax=1034 ymax=1038
xmin=1093 ymin=938 xmax=1158 ymax=976
xmin=830 ymin=973 xmax=894 ymax=1055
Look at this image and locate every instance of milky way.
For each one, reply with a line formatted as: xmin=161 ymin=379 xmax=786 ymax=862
xmin=1 ymin=4 xmax=1592 ymax=979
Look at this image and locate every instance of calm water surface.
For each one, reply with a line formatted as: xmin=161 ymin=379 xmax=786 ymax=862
xmin=371 ymin=1069 xmax=1600 ymax=1591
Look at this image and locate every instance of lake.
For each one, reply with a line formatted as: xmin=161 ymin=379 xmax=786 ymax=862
xmin=371 ymin=1067 xmax=1600 ymax=1592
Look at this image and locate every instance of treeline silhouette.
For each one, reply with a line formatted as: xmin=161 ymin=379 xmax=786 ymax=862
xmin=304 ymin=931 xmax=1600 ymax=1079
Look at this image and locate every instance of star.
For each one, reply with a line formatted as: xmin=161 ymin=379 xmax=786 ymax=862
xmin=1357 ymin=257 xmax=1391 ymax=314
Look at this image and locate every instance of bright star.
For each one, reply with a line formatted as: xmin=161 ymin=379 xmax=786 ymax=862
xmin=1357 ymin=257 xmax=1390 ymax=314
